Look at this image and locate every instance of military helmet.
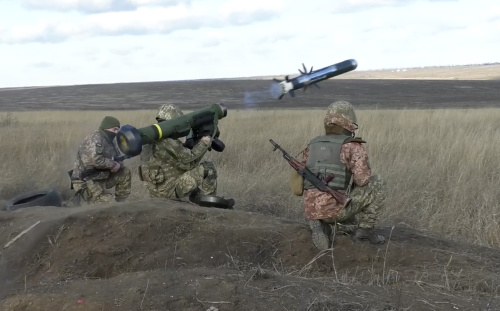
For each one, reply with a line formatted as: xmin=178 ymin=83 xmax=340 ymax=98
xmin=156 ymin=104 xmax=183 ymax=122
xmin=324 ymin=101 xmax=358 ymax=132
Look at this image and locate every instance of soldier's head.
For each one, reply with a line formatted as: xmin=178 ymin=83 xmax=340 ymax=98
xmin=324 ymin=101 xmax=358 ymax=135
xmin=99 ymin=116 xmax=121 ymax=134
xmin=156 ymin=104 xmax=184 ymax=122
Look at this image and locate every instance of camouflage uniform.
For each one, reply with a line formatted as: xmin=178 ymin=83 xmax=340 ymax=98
xmin=298 ymin=101 xmax=386 ymax=249
xmin=71 ymin=127 xmax=131 ymax=204
xmin=139 ymin=105 xmax=217 ymax=199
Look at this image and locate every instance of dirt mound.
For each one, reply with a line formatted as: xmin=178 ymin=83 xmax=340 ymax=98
xmin=1 ymin=200 xmax=499 ymax=310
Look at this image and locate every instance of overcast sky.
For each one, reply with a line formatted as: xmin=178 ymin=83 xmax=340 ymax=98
xmin=0 ymin=0 xmax=498 ymax=87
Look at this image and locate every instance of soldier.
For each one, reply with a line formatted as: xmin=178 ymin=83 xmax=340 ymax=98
xmin=293 ymin=101 xmax=386 ymax=250
xmin=71 ymin=116 xmax=131 ymax=204
xmin=139 ymin=104 xmax=233 ymax=207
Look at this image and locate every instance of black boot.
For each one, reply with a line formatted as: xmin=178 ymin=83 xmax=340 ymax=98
xmin=351 ymin=228 xmax=385 ymax=244
xmin=115 ymin=195 xmax=128 ymax=203
xmin=223 ymin=198 xmax=235 ymax=209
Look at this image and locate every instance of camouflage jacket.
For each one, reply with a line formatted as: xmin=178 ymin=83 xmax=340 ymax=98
xmin=141 ymin=138 xmax=210 ymax=194
xmin=301 ymin=139 xmax=371 ymax=220
xmin=72 ymin=130 xmax=119 ymax=180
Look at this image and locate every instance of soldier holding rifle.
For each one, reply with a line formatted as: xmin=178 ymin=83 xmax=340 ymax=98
xmin=272 ymin=101 xmax=386 ymax=250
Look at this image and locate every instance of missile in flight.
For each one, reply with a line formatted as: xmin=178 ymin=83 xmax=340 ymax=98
xmin=272 ymin=59 xmax=358 ymax=99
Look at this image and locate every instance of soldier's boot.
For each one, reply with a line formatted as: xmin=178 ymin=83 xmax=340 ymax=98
xmin=351 ymin=228 xmax=385 ymax=245
xmin=189 ymin=188 xmax=201 ymax=199
xmin=115 ymin=195 xmax=128 ymax=203
xmin=224 ymin=198 xmax=235 ymax=209
xmin=70 ymin=191 xmax=82 ymax=207
xmin=309 ymin=220 xmax=330 ymax=250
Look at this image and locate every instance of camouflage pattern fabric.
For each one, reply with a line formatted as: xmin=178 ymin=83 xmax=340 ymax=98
xmin=71 ymin=129 xmax=131 ymax=204
xmin=141 ymin=137 xmax=217 ymax=199
xmin=73 ymin=167 xmax=132 ymax=204
xmin=156 ymin=104 xmax=183 ymax=121
xmin=324 ymin=101 xmax=358 ymax=132
xmin=300 ymin=140 xmax=383 ymax=228
xmin=72 ymin=130 xmax=117 ymax=178
xmin=334 ymin=174 xmax=385 ymax=229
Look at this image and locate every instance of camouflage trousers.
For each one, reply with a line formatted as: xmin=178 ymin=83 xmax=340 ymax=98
xmin=145 ymin=161 xmax=217 ymax=199
xmin=323 ymin=174 xmax=386 ymax=230
xmin=73 ymin=167 xmax=132 ymax=204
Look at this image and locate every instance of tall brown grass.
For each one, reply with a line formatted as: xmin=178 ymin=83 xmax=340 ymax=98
xmin=1 ymin=108 xmax=499 ymax=248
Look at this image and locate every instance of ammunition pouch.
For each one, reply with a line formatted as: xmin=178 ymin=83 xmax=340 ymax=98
xmin=138 ymin=164 xmax=165 ymax=184
xmin=290 ymin=170 xmax=304 ymax=196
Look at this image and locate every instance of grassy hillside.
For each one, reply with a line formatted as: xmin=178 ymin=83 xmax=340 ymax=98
xmin=1 ymin=108 xmax=499 ymax=248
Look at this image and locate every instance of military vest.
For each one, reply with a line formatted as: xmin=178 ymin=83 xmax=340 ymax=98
xmin=304 ymin=135 xmax=365 ymax=190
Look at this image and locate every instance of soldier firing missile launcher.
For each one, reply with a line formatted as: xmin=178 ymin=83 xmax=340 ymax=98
xmin=273 ymin=59 xmax=358 ymax=99
xmin=116 ymin=103 xmax=227 ymax=157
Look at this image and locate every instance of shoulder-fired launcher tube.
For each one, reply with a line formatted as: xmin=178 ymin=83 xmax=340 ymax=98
xmin=117 ymin=103 xmax=227 ymax=157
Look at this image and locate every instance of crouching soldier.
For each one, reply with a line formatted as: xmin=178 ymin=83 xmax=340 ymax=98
xmin=70 ymin=116 xmax=131 ymax=204
xmin=139 ymin=104 xmax=234 ymax=209
xmin=293 ymin=101 xmax=386 ymax=250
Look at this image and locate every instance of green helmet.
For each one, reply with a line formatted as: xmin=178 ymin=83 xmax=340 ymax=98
xmin=324 ymin=101 xmax=358 ymax=132
xmin=156 ymin=104 xmax=183 ymax=122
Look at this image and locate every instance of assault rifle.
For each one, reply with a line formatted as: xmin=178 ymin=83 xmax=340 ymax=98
xmin=269 ymin=139 xmax=351 ymax=207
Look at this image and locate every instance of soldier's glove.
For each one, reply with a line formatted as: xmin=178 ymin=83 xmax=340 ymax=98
xmin=201 ymin=136 xmax=212 ymax=144
xmin=111 ymin=161 xmax=121 ymax=173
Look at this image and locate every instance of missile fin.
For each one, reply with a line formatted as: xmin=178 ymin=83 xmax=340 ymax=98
xmin=299 ymin=63 xmax=308 ymax=75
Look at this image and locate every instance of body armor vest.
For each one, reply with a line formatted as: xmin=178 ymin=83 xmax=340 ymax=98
xmin=304 ymin=134 xmax=362 ymax=191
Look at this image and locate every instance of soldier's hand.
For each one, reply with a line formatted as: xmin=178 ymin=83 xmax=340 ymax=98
xmin=111 ymin=161 xmax=121 ymax=173
xmin=201 ymin=136 xmax=212 ymax=144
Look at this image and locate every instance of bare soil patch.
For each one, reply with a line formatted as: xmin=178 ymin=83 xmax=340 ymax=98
xmin=1 ymin=201 xmax=499 ymax=310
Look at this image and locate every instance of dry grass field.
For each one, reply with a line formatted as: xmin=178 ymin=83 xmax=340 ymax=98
xmin=1 ymin=66 xmax=500 ymax=310
xmin=1 ymin=108 xmax=499 ymax=248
